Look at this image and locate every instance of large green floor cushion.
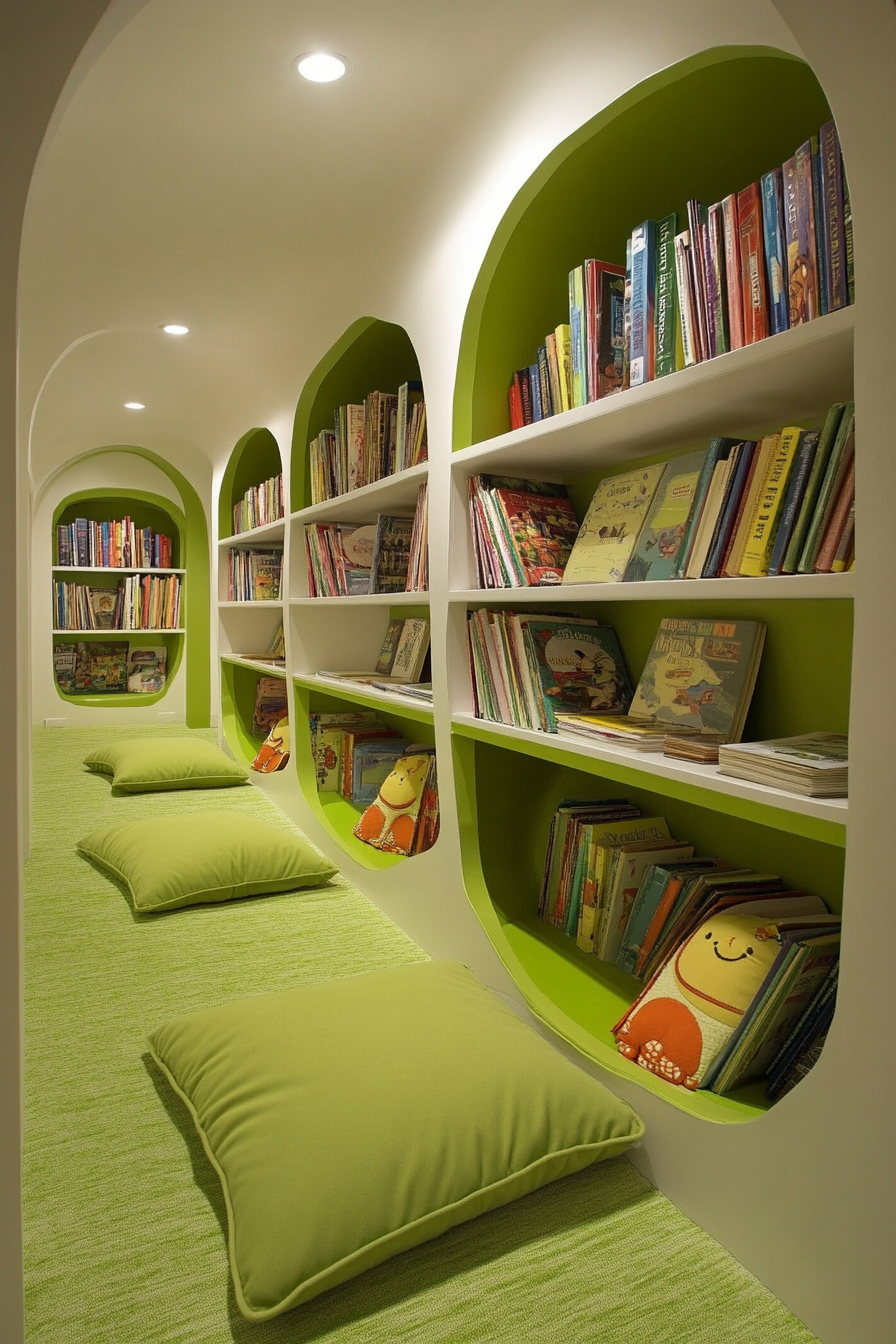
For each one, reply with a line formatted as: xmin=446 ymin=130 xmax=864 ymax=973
xmin=148 ymin=960 xmax=645 ymax=1321
xmin=83 ymin=737 xmax=248 ymax=791
xmin=77 ymin=812 xmax=338 ymax=912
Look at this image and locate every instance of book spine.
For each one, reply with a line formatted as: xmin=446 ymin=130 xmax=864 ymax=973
xmin=797 ymin=404 xmax=855 ymax=572
xmin=597 ymin=271 xmax=626 ymax=397
xmin=622 ymin=238 xmax=633 ymax=389
xmin=537 ymin=345 xmax=553 ymax=419
xmin=672 ymin=438 xmax=732 ymax=578
xmin=703 ymin=440 xmax=755 ymax=578
xmin=706 ymin=203 xmax=729 ymax=356
xmin=721 ymin=194 xmax=744 ymax=350
xmin=768 ymin=430 xmax=818 ymax=575
xmin=628 ymin=223 xmax=654 ymax=387
xmin=737 ymin=182 xmax=769 ymax=344
xmin=545 ymin=332 xmax=562 ymax=414
xmin=719 ymin=445 xmax=763 ymax=576
xmin=528 ymin=365 xmax=543 ymax=422
xmin=814 ymin=457 xmax=856 ymax=572
xmin=673 ymin=232 xmax=698 ymax=368
xmin=555 ymin=325 xmax=572 ymax=412
xmin=842 ymin=164 xmax=855 ymax=305
xmin=811 ymin=136 xmax=829 ymax=317
xmin=568 ymin=265 xmax=587 ymax=408
xmin=740 ymin=428 xmax=802 ymax=575
xmin=508 ymin=376 xmax=524 ymax=432
xmin=784 ymin=142 xmax=820 ymax=325
xmin=686 ymin=200 xmax=709 ymax=361
xmin=761 ymin=168 xmax=790 ymax=335
xmin=820 ymin=119 xmax=847 ymax=312
xmin=654 ymin=214 xmax=679 ymax=378
xmin=830 ymin=501 xmax=855 ymax=572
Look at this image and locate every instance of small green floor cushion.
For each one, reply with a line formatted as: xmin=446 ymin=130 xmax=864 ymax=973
xmin=77 ymin=812 xmax=338 ymax=912
xmin=83 ymin=737 xmax=248 ymax=791
xmin=147 ymin=960 xmax=645 ymax=1321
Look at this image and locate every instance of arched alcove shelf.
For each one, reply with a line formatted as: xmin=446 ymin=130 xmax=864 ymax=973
xmin=448 ymin=47 xmax=849 ymax=1121
xmin=51 ymin=487 xmax=186 ymax=708
xmin=218 ymin=426 xmax=284 ymax=542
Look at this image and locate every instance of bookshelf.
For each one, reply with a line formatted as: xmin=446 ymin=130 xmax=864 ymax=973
xmin=447 ymin=47 xmax=849 ymax=1122
xmin=286 ymin=316 xmax=433 ymax=864
xmin=217 ymin=428 xmax=287 ymax=768
xmin=51 ymin=489 xmax=187 ymax=709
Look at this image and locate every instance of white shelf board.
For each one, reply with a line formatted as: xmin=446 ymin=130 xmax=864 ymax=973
xmin=290 ymin=591 xmax=429 ymax=607
xmin=452 ymin=307 xmax=855 ymax=476
xmin=52 ymin=566 xmax=185 ymax=575
xmin=53 ymin=628 xmax=185 ymax=635
xmin=220 ymin=655 xmax=287 ymax=678
xmin=291 ymin=462 xmax=428 ymax=525
xmin=218 ymin=519 xmax=285 ymax=546
xmin=294 ymin=672 xmax=434 ymax=718
xmin=450 ymin=711 xmax=848 ymax=829
xmin=218 ymin=599 xmax=284 ymax=608
xmin=449 ymin=573 xmax=855 ymax=603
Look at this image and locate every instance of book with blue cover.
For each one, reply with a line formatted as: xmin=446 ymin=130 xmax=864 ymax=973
xmin=761 ymin=168 xmax=790 ymax=335
xmin=628 ymin=221 xmax=656 ymax=386
xmin=623 ymin=451 xmax=707 ymax=583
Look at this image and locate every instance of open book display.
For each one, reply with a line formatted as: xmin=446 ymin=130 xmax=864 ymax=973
xmin=316 ymin=617 xmax=430 ymax=699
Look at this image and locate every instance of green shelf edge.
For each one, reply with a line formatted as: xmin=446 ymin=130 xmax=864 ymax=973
xmin=451 ymin=719 xmax=845 ymax=849
xmin=451 ymin=733 xmax=771 ymax=1124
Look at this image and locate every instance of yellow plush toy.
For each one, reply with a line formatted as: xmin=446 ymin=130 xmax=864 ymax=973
xmin=353 ymin=750 xmax=432 ymax=856
xmin=613 ymin=912 xmax=780 ymax=1090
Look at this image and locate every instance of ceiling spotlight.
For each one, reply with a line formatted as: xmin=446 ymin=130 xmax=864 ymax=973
xmin=294 ymin=51 xmax=348 ymax=83
xmin=162 ymin=323 xmax=189 ymax=335
xmin=124 ymin=402 xmax=145 ymax=410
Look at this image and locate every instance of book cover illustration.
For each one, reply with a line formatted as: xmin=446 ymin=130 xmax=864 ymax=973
xmin=351 ymin=741 xmax=409 ymax=805
xmin=562 ymin=463 xmax=666 ymax=584
xmin=89 ymin=587 xmax=118 ymax=629
xmin=53 ymin=643 xmax=78 ymax=693
xmin=622 ymin=451 xmax=707 ymax=582
xmin=374 ymin=619 xmax=404 ymax=675
xmin=75 ymin=641 xmax=129 ymax=693
xmin=309 ymin=711 xmax=382 ymax=790
xmin=353 ymin=748 xmax=436 ymax=855
xmin=525 ymin=615 xmax=633 ymax=725
xmin=370 ymin=514 xmax=414 ymax=593
xmin=126 ymin=645 xmax=167 ymax=693
xmin=629 ymin=617 xmax=766 ymax=741
xmin=336 ymin=524 xmax=377 ymax=594
xmin=494 ymin=487 xmax=579 ymax=585
xmin=252 ymin=675 xmax=288 ymax=737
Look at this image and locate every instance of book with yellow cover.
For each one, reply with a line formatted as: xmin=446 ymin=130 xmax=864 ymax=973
xmin=562 ymin=463 xmax=666 ymax=584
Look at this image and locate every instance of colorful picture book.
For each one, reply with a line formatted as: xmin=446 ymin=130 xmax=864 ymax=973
xmin=628 ymin=617 xmax=765 ymax=749
xmin=252 ymin=676 xmax=288 ymax=737
xmin=227 ymin=549 xmax=282 ymax=601
xmin=309 ymin=711 xmax=384 ymax=791
xmin=562 ymin=464 xmax=666 ymax=584
xmin=72 ymin=641 xmax=129 ymax=693
xmin=369 ymin=514 xmax=414 ymax=593
xmin=467 ymin=609 xmax=632 ymax=731
xmin=126 ymin=646 xmax=167 ymax=693
xmin=468 ymin=475 xmax=578 ymax=587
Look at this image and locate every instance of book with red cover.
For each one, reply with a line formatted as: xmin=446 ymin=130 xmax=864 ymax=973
xmin=737 ymin=183 xmax=770 ymax=344
xmin=492 ymin=486 xmax=579 ymax=586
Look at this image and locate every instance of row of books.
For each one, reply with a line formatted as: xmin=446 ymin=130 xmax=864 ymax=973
xmin=233 ymin=473 xmax=284 ymax=536
xmin=509 ymin=120 xmax=851 ymax=428
xmin=304 ymin=489 xmax=428 ymax=597
xmin=54 ymin=642 xmax=167 ymax=695
xmin=308 ymin=381 xmax=427 ymax=504
xmin=56 ymin=517 xmax=174 ymax=570
xmin=315 ymin=616 xmax=431 ymax=695
xmin=537 ymin=796 xmax=840 ymax=1096
xmin=227 ymin=549 xmax=282 ymax=602
xmin=308 ymin=711 xmax=439 ymax=855
xmin=469 ymin=400 xmax=855 ymax=589
xmin=53 ymin=574 xmax=182 ymax=631
xmin=467 ymin=611 xmax=764 ymax=756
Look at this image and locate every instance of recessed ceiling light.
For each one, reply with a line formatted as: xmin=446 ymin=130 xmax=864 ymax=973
xmin=124 ymin=402 xmax=145 ymax=410
xmin=294 ymin=51 xmax=348 ymax=83
xmin=161 ymin=323 xmax=189 ymax=335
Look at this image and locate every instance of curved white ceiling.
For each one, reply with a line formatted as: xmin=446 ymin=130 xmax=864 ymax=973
xmin=20 ymin=0 xmax=800 ymax=491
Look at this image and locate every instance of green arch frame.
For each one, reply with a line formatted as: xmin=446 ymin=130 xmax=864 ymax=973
xmin=218 ymin=427 xmax=283 ymax=540
xmin=452 ymin=44 xmax=833 ymax=449
xmin=290 ymin=316 xmax=422 ymax=512
xmin=40 ymin=445 xmax=211 ymax=726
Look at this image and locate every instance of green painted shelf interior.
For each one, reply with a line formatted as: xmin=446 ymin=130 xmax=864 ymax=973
xmin=220 ymin=658 xmax=288 ymax=767
xmin=292 ymin=678 xmax=437 ymax=870
xmin=52 ymin=488 xmax=187 ymax=708
xmin=290 ymin=316 xmax=423 ymax=511
xmin=452 ymin=46 xmax=833 ymax=449
xmin=218 ymin=426 xmax=283 ymax=540
xmin=453 ymin=731 xmax=844 ymax=1124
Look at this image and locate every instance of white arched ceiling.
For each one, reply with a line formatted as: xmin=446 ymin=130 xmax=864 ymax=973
xmin=20 ymin=0 xmax=800 ymax=492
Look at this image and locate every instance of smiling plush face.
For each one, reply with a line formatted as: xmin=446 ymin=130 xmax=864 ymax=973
xmin=377 ymin=754 xmax=429 ymax=811
xmin=674 ymin=913 xmax=780 ymax=1028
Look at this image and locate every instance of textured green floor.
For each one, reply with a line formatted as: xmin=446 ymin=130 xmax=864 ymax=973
xmin=24 ymin=725 xmax=820 ymax=1344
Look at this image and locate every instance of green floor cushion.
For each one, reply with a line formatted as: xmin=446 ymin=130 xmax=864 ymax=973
xmin=83 ymin=737 xmax=248 ymax=792
xmin=148 ymin=960 xmax=645 ymax=1321
xmin=77 ymin=812 xmax=339 ymax=912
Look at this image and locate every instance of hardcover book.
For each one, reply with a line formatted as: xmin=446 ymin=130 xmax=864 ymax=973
xmin=739 ymin=427 xmax=803 ymax=576
xmin=783 ymin=141 xmax=820 ymax=326
xmin=74 ymin=641 xmax=129 ymax=693
xmin=819 ymin=120 xmax=847 ymax=312
xmin=629 ymin=616 xmax=766 ymax=743
xmin=761 ymin=168 xmax=790 ymax=335
xmin=568 ymin=264 xmax=587 ymax=408
xmin=524 ymin=614 xmax=633 ymax=728
xmin=628 ymin=220 xmax=656 ymax=386
xmin=491 ymin=486 xmax=579 ymax=586
xmin=737 ymin=183 xmax=769 ymax=344
xmin=370 ymin=514 xmax=414 ymax=594
xmin=653 ymin=214 xmax=681 ymax=379
xmin=126 ymin=645 xmax=167 ymax=693
xmin=562 ymin=463 xmax=666 ymax=584
xmin=585 ymin=259 xmax=626 ymax=399
xmin=351 ymin=741 xmax=409 ymax=806
xmin=622 ymin=451 xmax=707 ymax=582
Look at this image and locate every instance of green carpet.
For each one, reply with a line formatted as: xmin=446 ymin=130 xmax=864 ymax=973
xmin=24 ymin=725 xmax=819 ymax=1344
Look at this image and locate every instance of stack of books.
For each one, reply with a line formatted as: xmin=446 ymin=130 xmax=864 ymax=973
xmin=56 ymin=517 xmax=173 ymax=568
xmin=54 ymin=642 xmax=168 ymax=695
xmin=308 ymin=380 xmax=427 ymax=503
xmin=467 ymin=610 xmax=633 ymax=731
xmin=468 ymin=475 xmax=579 ymax=587
xmin=232 ymin=473 xmax=284 ymax=535
xmin=227 ymin=549 xmax=282 ymax=601
xmin=717 ymin=731 xmax=848 ymax=797
xmin=509 ymin=119 xmax=851 ymax=427
xmin=405 ymin=482 xmax=429 ymax=592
